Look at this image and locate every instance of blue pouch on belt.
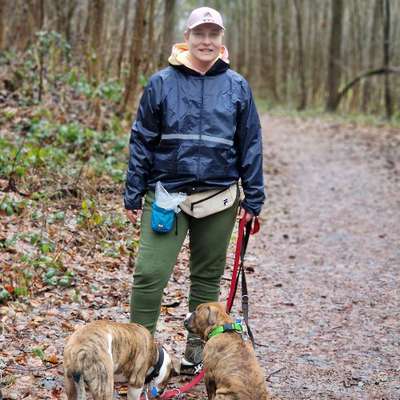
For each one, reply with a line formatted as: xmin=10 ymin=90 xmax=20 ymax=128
xmin=151 ymin=202 xmax=175 ymax=233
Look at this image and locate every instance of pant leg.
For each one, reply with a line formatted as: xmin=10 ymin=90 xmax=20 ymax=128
xmin=188 ymin=199 xmax=239 ymax=312
xmin=130 ymin=192 xmax=189 ymax=334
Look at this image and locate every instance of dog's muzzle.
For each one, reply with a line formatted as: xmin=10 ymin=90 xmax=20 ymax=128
xmin=184 ymin=312 xmax=192 ymax=330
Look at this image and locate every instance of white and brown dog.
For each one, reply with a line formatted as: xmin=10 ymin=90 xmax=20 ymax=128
xmin=184 ymin=302 xmax=271 ymax=400
xmin=64 ymin=320 xmax=179 ymax=400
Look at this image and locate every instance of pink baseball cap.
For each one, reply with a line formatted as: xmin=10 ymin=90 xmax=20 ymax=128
xmin=186 ymin=7 xmax=225 ymax=30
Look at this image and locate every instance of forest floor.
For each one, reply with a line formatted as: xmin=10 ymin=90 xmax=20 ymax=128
xmin=1 ymin=114 xmax=399 ymax=399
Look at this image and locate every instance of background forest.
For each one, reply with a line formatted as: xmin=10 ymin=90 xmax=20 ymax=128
xmin=0 ymin=0 xmax=399 ymax=117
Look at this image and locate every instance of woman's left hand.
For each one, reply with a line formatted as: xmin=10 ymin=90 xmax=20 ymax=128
xmin=239 ymin=208 xmax=254 ymax=223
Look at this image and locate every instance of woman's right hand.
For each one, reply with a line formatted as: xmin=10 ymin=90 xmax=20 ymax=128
xmin=126 ymin=209 xmax=142 ymax=225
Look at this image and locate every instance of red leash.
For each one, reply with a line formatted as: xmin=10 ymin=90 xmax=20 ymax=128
xmin=158 ymin=212 xmax=260 ymax=399
xmin=227 ymin=213 xmax=259 ymax=313
xmin=159 ymin=369 xmax=205 ymax=399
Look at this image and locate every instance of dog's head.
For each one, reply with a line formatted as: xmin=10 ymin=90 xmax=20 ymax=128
xmin=184 ymin=302 xmax=233 ymax=340
xmin=149 ymin=347 xmax=180 ymax=395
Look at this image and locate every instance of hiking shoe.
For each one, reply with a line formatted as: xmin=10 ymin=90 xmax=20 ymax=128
xmin=180 ymin=334 xmax=204 ymax=374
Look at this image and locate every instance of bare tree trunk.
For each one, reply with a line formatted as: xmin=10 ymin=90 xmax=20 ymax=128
xmin=0 ymin=0 xmax=6 ymax=50
xmin=15 ymin=2 xmax=32 ymax=50
xmin=330 ymin=67 xmax=400 ymax=111
xmin=159 ymin=0 xmax=176 ymax=69
xmin=87 ymin=0 xmax=106 ymax=83
xmin=27 ymin=0 xmax=44 ymax=32
xmin=362 ymin=0 xmax=381 ymax=112
xmin=117 ymin=0 xmax=131 ymax=80
xmin=382 ymin=0 xmax=393 ymax=119
xmin=293 ymin=0 xmax=306 ymax=110
xmin=122 ymin=0 xmax=147 ymax=114
xmin=270 ymin=0 xmax=280 ymax=101
xmin=235 ymin=0 xmax=247 ymax=75
xmin=65 ymin=1 xmax=78 ymax=44
xmin=258 ymin=0 xmax=268 ymax=95
xmin=325 ymin=0 xmax=344 ymax=111
xmin=54 ymin=0 xmax=77 ymax=42
xmin=142 ymin=0 xmax=156 ymax=76
xmin=281 ymin=0 xmax=291 ymax=102
xmin=54 ymin=0 xmax=66 ymax=36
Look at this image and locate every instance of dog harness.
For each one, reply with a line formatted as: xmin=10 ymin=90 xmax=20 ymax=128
xmin=208 ymin=322 xmax=243 ymax=339
xmin=145 ymin=346 xmax=164 ymax=384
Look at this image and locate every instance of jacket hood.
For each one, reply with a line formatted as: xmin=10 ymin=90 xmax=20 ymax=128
xmin=168 ymin=43 xmax=230 ymax=76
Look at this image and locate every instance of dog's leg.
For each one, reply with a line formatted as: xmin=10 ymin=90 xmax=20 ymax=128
xmin=205 ymin=376 xmax=216 ymax=400
xmin=87 ymin=368 xmax=113 ymax=400
xmin=127 ymin=386 xmax=143 ymax=400
xmin=64 ymin=374 xmax=78 ymax=400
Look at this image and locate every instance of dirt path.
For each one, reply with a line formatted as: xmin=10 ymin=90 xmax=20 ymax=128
xmin=1 ymin=115 xmax=399 ymax=400
xmin=248 ymin=115 xmax=400 ymax=399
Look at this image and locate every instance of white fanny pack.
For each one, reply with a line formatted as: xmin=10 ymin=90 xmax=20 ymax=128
xmin=179 ymin=183 xmax=239 ymax=218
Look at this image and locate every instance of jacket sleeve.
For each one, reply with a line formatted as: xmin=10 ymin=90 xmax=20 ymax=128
xmin=235 ymin=81 xmax=266 ymax=216
xmin=124 ymin=76 xmax=162 ymax=210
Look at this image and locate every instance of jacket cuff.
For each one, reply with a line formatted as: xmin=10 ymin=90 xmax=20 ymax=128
xmin=241 ymin=200 xmax=261 ymax=217
xmin=124 ymin=197 xmax=143 ymax=211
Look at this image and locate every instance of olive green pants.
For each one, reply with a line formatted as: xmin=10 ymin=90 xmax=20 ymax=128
xmin=130 ymin=191 xmax=238 ymax=335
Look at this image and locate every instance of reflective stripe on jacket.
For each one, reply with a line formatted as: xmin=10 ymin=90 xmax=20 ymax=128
xmin=124 ymin=59 xmax=265 ymax=216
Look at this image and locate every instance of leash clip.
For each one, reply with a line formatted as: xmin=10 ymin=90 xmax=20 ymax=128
xmin=194 ymin=362 xmax=203 ymax=374
xmin=143 ymin=387 xmax=150 ymax=400
xmin=235 ymin=317 xmax=249 ymax=341
xmin=242 ymin=321 xmax=249 ymax=341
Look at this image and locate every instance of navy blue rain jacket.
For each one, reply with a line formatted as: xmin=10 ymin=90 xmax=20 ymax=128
xmin=124 ymin=59 xmax=265 ymax=215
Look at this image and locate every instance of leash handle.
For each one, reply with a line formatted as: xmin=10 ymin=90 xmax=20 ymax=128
xmin=226 ymin=211 xmax=260 ymax=313
xmin=226 ymin=215 xmax=246 ymax=313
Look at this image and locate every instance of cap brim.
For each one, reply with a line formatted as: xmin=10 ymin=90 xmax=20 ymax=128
xmin=188 ymin=21 xmax=225 ymax=30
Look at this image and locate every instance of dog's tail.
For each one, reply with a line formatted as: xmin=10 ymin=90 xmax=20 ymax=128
xmin=72 ymin=371 xmax=86 ymax=400
xmin=71 ymin=351 xmax=113 ymax=398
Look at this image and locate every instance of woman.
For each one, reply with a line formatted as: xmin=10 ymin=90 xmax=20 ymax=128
xmin=124 ymin=6 xmax=265 ymax=368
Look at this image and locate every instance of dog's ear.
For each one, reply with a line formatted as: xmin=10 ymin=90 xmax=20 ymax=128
xmin=170 ymin=356 xmax=180 ymax=377
xmin=206 ymin=305 xmax=218 ymax=326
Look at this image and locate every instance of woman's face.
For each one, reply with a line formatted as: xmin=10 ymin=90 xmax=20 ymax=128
xmin=185 ymin=23 xmax=224 ymax=66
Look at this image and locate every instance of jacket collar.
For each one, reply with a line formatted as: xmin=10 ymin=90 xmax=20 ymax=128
xmin=170 ymin=58 xmax=229 ymax=76
xmin=168 ymin=42 xmax=230 ymax=76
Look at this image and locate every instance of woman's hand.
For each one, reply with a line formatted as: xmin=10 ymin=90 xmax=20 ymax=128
xmin=126 ymin=209 xmax=142 ymax=225
xmin=239 ymin=208 xmax=254 ymax=223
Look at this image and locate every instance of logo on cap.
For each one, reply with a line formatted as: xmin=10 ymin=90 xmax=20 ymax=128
xmin=203 ymin=12 xmax=212 ymax=19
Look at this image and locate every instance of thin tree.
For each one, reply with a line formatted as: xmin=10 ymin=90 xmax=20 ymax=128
xmin=27 ymin=0 xmax=45 ymax=33
xmin=87 ymin=0 xmax=106 ymax=83
xmin=326 ymin=0 xmax=344 ymax=111
xmin=382 ymin=0 xmax=393 ymax=119
xmin=158 ymin=0 xmax=176 ymax=69
xmin=362 ymin=0 xmax=381 ymax=112
xmin=122 ymin=0 xmax=147 ymax=114
xmin=0 ymin=0 xmax=6 ymax=50
xmin=142 ymin=0 xmax=156 ymax=77
xmin=293 ymin=0 xmax=306 ymax=110
xmin=117 ymin=0 xmax=131 ymax=80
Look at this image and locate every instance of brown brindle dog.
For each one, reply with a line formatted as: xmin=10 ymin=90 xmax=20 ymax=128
xmin=64 ymin=320 xmax=179 ymax=400
xmin=184 ymin=302 xmax=271 ymax=400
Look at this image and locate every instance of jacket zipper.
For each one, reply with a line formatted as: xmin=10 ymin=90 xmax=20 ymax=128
xmin=196 ymin=78 xmax=205 ymax=185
